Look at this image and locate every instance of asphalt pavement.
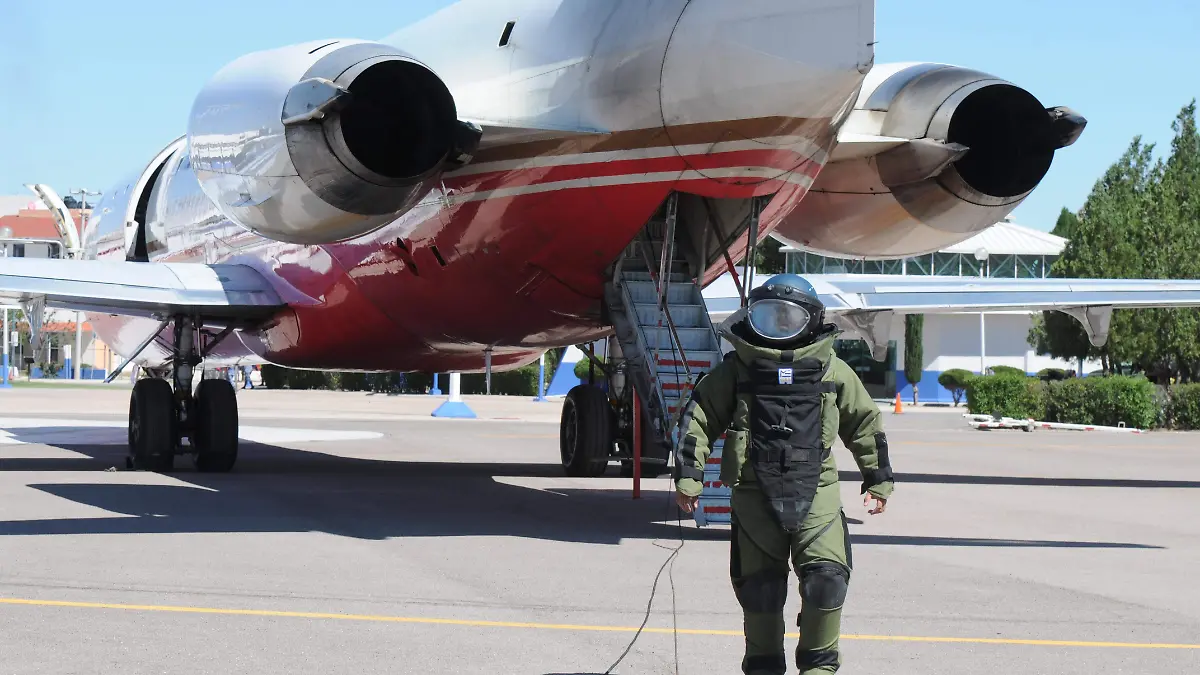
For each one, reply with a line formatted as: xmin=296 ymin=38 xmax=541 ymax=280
xmin=0 ymin=387 xmax=1197 ymax=674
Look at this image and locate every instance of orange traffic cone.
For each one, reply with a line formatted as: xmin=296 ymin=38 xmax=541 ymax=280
xmin=893 ymin=393 xmax=903 ymax=414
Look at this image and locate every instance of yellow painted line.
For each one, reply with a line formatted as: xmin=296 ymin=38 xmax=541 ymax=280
xmin=0 ymin=598 xmax=1197 ymax=649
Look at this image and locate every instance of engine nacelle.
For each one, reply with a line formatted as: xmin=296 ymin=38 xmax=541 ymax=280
xmin=774 ymin=62 xmax=1086 ymax=258
xmin=188 ymin=40 xmax=479 ymax=245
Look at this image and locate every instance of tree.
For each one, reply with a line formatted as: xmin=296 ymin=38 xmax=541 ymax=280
xmin=755 ymin=236 xmax=787 ymax=274
xmin=937 ymin=368 xmax=974 ymax=406
xmin=904 ymin=314 xmax=924 ymax=405
xmin=1032 ymin=101 xmax=1200 ymax=382
xmin=1051 ymin=207 xmax=1079 ymax=238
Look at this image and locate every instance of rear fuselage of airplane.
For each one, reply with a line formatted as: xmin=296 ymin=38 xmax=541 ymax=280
xmin=82 ymin=0 xmax=874 ymax=373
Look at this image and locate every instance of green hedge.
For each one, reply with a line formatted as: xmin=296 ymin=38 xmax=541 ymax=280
xmin=987 ymin=365 xmax=1026 ymax=377
xmin=258 ymin=348 xmax=562 ymax=397
xmin=574 ymin=355 xmax=605 ymax=381
xmin=966 ymin=375 xmax=1045 ymax=419
xmin=968 ymin=374 xmax=1159 ymax=429
xmin=1067 ymin=376 xmax=1157 ymax=429
xmin=1167 ymin=384 xmax=1200 ymax=430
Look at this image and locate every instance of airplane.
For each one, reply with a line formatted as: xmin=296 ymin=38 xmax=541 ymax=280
xmin=5 ymin=0 xmax=1200 ymax=478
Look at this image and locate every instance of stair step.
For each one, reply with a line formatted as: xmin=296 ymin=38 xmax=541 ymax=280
xmin=621 ymin=271 xmax=691 ymax=285
xmin=641 ymin=325 xmax=716 ymax=351
xmin=655 ymin=368 xmax=716 ymax=388
xmin=635 ymin=303 xmax=707 ymax=328
xmin=654 ymin=350 xmax=720 ymax=370
xmin=624 ymin=280 xmax=696 ymax=305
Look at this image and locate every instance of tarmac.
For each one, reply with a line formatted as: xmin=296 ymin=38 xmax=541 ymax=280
xmin=0 ymin=385 xmax=1197 ymax=674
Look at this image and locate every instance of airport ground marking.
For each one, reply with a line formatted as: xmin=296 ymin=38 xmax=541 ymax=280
xmin=0 ymin=598 xmax=1197 ymax=650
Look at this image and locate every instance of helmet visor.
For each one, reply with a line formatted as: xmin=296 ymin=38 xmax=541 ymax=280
xmin=747 ymin=299 xmax=812 ymax=341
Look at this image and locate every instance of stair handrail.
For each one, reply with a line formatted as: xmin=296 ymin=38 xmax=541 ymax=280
xmin=633 ymin=245 xmax=697 ymax=432
xmin=617 ymin=278 xmax=673 ymax=430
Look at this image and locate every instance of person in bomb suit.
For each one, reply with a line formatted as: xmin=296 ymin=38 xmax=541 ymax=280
xmin=674 ymin=274 xmax=894 ymax=675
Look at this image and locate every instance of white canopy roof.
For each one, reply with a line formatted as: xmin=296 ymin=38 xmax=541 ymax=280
xmin=778 ymin=218 xmax=1068 ymax=257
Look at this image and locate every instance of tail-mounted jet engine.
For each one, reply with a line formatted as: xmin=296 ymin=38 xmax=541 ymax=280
xmin=188 ymin=40 xmax=480 ymax=245
xmin=773 ymin=62 xmax=1087 ymax=258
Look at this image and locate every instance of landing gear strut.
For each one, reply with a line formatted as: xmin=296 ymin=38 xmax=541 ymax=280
xmin=126 ymin=317 xmax=240 ymax=473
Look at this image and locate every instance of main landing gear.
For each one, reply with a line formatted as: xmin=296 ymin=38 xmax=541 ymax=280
xmin=558 ymin=361 xmax=672 ymax=479
xmin=126 ymin=317 xmax=239 ymax=473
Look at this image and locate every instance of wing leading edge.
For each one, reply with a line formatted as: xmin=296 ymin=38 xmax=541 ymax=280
xmin=708 ymin=274 xmax=1200 ymax=360
xmin=0 ymin=258 xmax=285 ymax=324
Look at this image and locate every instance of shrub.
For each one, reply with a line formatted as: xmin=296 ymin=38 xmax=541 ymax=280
xmin=1166 ymin=384 xmax=1200 ymax=430
xmin=1037 ymin=368 xmax=1069 ymax=381
xmin=937 ymin=368 xmax=974 ymax=406
xmin=574 ymin=356 xmax=605 ymax=381
xmin=988 ymin=365 xmax=1026 ymax=377
xmin=1045 ymin=375 xmax=1157 ymax=428
xmin=1087 ymin=376 xmax=1157 ymax=429
xmin=966 ymin=375 xmax=1046 ymax=419
xmin=1045 ymin=379 xmax=1089 ymax=424
xmin=255 ymin=350 xmax=560 ymax=397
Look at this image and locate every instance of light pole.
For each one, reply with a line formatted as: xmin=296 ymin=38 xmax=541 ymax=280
xmin=68 ymin=189 xmax=101 ymax=380
xmin=1 ymin=226 xmax=11 ymax=388
xmin=974 ymin=248 xmax=989 ymax=375
xmin=533 ymin=352 xmax=548 ymax=402
xmin=1 ymin=306 xmax=11 ymax=389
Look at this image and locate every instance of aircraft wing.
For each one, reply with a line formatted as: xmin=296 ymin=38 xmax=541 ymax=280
xmin=806 ymin=274 xmax=1200 ymax=358
xmin=707 ymin=274 xmax=1200 ymax=359
xmin=0 ymin=258 xmax=285 ymax=324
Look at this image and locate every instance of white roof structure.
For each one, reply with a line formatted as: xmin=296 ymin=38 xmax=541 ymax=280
xmin=940 ymin=219 xmax=1067 ymax=256
xmin=777 ymin=218 xmax=1067 ymax=257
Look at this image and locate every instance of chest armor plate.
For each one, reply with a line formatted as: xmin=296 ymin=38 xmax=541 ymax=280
xmin=744 ymin=355 xmax=836 ymax=532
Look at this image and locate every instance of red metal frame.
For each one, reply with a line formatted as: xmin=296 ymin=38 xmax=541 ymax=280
xmin=632 ymin=387 xmax=642 ymax=500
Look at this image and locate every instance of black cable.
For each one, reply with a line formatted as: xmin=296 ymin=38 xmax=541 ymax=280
xmin=603 ymin=480 xmax=686 ymax=675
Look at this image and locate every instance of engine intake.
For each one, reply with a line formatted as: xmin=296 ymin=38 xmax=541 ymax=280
xmin=189 ymin=40 xmax=479 ymax=244
xmin=773 ymin=63 xmax=1086 ymax=258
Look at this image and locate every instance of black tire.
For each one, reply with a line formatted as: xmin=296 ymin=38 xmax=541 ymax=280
xmin=193 ymin=378 xmax=239 ymax=473
xmin=560 ymin=384 xmax=613 ymax=477
xmin=129 ymin=378 xmax=175 ymax=472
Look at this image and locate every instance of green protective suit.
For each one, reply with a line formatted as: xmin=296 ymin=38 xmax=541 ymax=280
xmin=674 ymin=317 xmax=893 ymax=675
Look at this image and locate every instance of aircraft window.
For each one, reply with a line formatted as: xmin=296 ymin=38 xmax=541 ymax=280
xmin=498 ymin=21 xmax=516 ymax=47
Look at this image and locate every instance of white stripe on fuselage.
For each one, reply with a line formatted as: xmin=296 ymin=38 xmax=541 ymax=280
xmin=453 ymin=166 xmax=818 ymax=203
xmin=448 ymin=135 xmax=831 ymax=178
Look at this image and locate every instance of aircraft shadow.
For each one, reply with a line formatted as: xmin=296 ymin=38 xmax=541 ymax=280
xmin=839 ymin=471 xmax=1200 ymax=490
xmin=0 ymin=432 xmax=1169 ymax=550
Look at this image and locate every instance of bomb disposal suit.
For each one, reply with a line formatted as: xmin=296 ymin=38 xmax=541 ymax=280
xmin=673 ymin=275 xmax=894 ymax=675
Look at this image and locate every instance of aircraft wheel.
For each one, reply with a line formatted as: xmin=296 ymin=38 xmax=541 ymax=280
xmin=192 ymin=378 xmax=239 ymax=473
xmin=560 ymin=384 xmax=612 ymax=477
xmin=129 ymin=378 xmax=175 ymax=472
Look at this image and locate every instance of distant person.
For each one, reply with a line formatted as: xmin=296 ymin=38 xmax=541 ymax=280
xmin=242 ymin=365 xmax=255 ymax=389
xmin=673 ymin=274 xmax=894 ymax=675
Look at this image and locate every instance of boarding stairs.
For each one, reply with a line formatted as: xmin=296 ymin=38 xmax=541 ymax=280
xmin=608 ymin=199 xmax=733 ymax=525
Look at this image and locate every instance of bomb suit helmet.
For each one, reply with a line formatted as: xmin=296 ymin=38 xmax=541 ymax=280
xmin=745 ymin=274 xmax=826 ymax=347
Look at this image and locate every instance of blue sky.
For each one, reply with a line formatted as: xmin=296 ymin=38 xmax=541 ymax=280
xmin=1 ymin=0 xmax=1195 ymax=231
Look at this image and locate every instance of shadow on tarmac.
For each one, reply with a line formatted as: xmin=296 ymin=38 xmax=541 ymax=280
xmin=845 ymin=471 xmax=1200 ymax=489
xmin=0 ymin=431 xmax=1168 ymax=550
